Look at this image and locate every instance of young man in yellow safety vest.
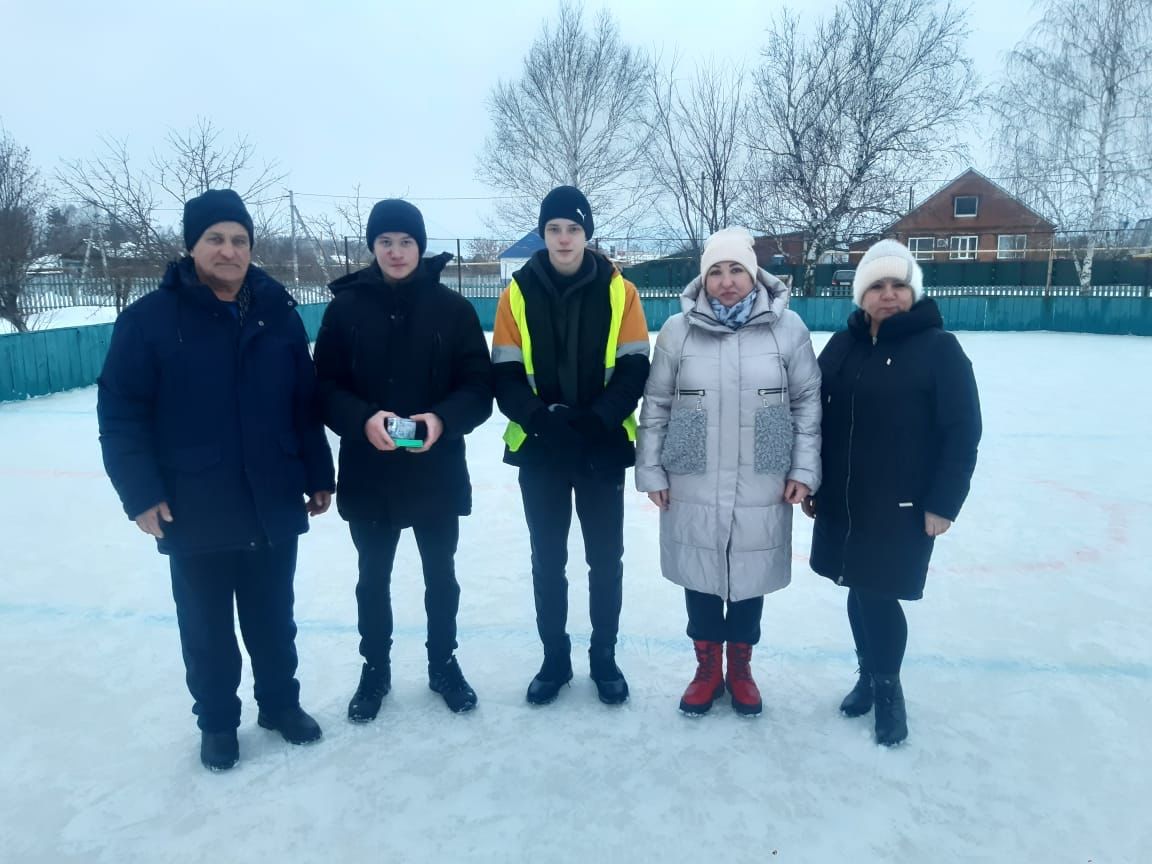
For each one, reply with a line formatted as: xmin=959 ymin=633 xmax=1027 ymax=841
xmin=492 ymin=186 xmax=650 ymax=706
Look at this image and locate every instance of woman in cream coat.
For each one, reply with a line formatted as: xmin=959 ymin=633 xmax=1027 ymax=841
xmin=636 ymin=227 xmax=821 ymax=716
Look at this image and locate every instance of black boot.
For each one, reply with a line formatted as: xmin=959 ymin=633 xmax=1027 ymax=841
xmin=348 ymin=663 xmax=391 ymax=723
xmin=589 ymin=646 xmax=629 ymax=706
xmin=257 ymin=705 xmax=323 ymax=745
xmin=872 ymin=674 xmax=908 ymax=747
xmin=526 ymin=653 xmax=573 ymax=705
xmin=840 ymin=652 xmax=874 ymax=717
xmin=428 ymin=656 xmax=478 ymax=713
xmin=200 ymin=730 xmax=239 ymax=771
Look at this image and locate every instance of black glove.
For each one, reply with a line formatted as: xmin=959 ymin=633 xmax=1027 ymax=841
xmin=568 ymin=408 xmax=610 ymax=441
xmin=527 ymin=404 xmax=582 ymax=448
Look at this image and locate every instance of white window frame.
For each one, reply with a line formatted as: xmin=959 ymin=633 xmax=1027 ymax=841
xmin=949 ymin=235 xmax=979 ymax=260
xmin=997 ymin=234 xmax=1027 ymax=260
xmin=953 ymin=195 xmax=979 ymax=218
xmin=908 ymin=236 xmax=935 ymax=261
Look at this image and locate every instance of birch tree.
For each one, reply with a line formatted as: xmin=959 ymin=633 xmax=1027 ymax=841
xmin=476 ymin=1 xmax=650 ymax=234
xmin=993 ymin=0 xmax=1152 ymax=291
xmin=640 ymin=59 xmax=746 ymax=251
xmin=747 ymin=0 xmax=980 ymax=291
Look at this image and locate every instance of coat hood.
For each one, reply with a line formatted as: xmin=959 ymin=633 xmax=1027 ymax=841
xmin=328 ymin=250 xmax=454 ymax=295
xmin=847 ymin=296 xmax=943 ymax=342
xmin=680 ymin=268 xmax=791 ymax=332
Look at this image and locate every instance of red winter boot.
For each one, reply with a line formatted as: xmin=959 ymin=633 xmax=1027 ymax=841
xmin=725 ymin=642 xmax=763 ymax=716
xmin=679 ymin=641 xmax=725 ymax=715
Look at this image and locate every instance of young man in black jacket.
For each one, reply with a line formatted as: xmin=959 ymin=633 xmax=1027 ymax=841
xmin=314 ymin=199 xmax=492 ymax=718
xmin=492 ymin=186 xmax=650 ymax=705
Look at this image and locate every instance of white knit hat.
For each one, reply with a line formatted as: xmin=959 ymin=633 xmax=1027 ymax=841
xmin=700 ymin=227 xmax=759 ymax=282
xmin=851 ymin=239 xmax=924 ymax=306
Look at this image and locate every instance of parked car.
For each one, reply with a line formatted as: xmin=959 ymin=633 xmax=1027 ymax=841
xmin=830 ymin=269 xmax=856 ymax=289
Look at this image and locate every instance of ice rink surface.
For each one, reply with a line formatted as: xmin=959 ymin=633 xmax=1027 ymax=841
xmin=1 ymin=332 xmax=1149 ymax=863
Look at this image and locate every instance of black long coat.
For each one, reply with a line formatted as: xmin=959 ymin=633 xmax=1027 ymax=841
xmin=97 ymin=258 xmax=335 ymax=555
xmin=313 ymin=254 xmax=493 ymax=526
xmin=810 ymin=298 xmax=981 ymax=599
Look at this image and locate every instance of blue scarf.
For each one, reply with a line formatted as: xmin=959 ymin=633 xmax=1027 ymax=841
xmin=707 ymin=287 xmax=758 ymax=329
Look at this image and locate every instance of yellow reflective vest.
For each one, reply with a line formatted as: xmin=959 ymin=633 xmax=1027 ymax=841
xmin=502 ymin=272 xmax=639 ymax=451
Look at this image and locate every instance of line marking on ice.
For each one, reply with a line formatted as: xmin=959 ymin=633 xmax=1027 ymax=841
xmin=0 ymin=600 xmax=1147 ymax=681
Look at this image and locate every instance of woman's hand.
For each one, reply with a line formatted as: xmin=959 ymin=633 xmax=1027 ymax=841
xmin=647 ymin=490 xmax=670 ymax=511
xmin=800 ymin=496 xmax=816 ymax=519
xmin=784 ymin=480 xmax=811 ymax=505
xmin=925 ymin=512 xmax=952 ymax=537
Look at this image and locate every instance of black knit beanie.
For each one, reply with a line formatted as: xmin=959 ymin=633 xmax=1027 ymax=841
xmin=366 ymin=199 xmax=427 ymax=254
xmin=537 ymin=186 xmax=594 ymax=239
xmin=183 ymin=189 xmax=254 ymax=250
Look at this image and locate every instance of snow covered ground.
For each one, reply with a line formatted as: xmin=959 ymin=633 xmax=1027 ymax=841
xmin=0 ymin=305 xmax=119 ymax=334
xmin=0 ymin=332 xmax=1149 ymax=863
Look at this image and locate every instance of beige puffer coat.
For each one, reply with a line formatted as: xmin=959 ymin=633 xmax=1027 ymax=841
xmin=635 ymin=269 xmax=822 ymax=601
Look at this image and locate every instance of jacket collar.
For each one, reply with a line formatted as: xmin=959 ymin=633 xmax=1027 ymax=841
xmin=327 ymin=251 xmax=453 ymax=295
xmin=848 ymin=297 xmax=944 ymax=343
xmin=682 ymin=268 xmax=791 ymax=333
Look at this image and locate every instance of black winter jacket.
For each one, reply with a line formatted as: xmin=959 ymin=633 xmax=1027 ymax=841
xmin=97 ymin=258 xmax=335 ymax=555
xmin=313 ymin=254 xmax=492 ymax=526
xmin=810 ymin=298 xmax=981 ymax=599
xmin=493 ymin=249 xmax=650 ymax=472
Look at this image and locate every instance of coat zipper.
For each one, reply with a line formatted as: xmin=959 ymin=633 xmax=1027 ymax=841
xmin=838 ymin=357 xmax=868 ymax=585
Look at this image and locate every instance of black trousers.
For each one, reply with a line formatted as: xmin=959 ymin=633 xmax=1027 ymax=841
xmin=349 ymin=517 xmax=461 ymax=668
xmin=518 ymin=464 xmax=625 ymax=656
xmin=847 ymin=586 xmax=908 ymax=674
xmin=684 ymin=589 xmax=764 ymax=645
xmin=168 ymin=539 xmax=301 ymax=733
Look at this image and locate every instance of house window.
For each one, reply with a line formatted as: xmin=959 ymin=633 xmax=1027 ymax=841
xmin=954 ymin=195 xmax=979 ymax=218
xmin=949 ymin=235 xmax=979 ymax=260
xmin=997 ymin=234 xmax=1027 ymax=259
xmin=908 ymin=237 xmax=935 ymax=261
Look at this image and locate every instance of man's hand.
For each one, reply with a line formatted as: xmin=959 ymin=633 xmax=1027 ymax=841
xmin=800 ymin=496 xmax=816 ymax=519
xmin=134 ymin=502 xmax=173 ymax=538
xmin=306 ymin=491 xmax=332 ymax=516
xmin=407 ymin=413 xmax=443 ymax=453
xmin=364 ymin=410 xmax=398 ymax=451
xmin=647 ymin=490 xmax=670 ymax=511
xmin=925 ymin=512 xmax=952 ymax=537
xmin=784 ymin=480 xmax=811 ymax=505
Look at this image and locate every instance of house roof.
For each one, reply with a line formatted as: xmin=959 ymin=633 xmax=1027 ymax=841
xmin=500 ymin=232 xmax=546 ymax=259
xmin=885 ymin=168 xmax=1057 ymax=233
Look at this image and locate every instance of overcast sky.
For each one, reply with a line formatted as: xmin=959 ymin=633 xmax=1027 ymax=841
xmin=1 ymin=0 xmax=1040 ymax=241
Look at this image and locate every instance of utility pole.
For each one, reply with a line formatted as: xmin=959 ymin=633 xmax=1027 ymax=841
xmin=289 ymin=189 xmax=300 ymax=288
xmin=456 ymin=238 xmax=463 ymax=293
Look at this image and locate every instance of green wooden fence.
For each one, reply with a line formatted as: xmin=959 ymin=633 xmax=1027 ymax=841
xmin=2 ymin=296 xmax=1150 ymax=403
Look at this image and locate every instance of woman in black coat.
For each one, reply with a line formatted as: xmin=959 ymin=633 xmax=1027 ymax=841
xmin=313 ymin=199 xmax=492 ymax=719
xmin=802 ymin=239 xmax=981 ymax=746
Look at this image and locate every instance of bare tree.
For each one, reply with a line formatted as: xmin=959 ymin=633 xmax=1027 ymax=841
xmin=640 ymin=59 xmax=746 ymax=251
xmin=747 ymin=0 xmax=980 ymax=291
xmin=465 ymin=237 xmax=508 ymax=262
xmin=58 ymin=120 xmax=286 ymax=268
xmin=476 ymin=0 xmax=650 ymax=234
xmin=58 ymin=136 xmax=177 ymax=263
xmin=993 ymin=0 xmax=1152 ymax=291
xmin=153 ymin=117 xmax=283 ymax=205
xmin=0 ymin=127 xmax=46 ymax=333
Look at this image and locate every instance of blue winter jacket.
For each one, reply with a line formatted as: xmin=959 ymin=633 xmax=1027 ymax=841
xmin=97 ymin=258 xmax=335 ymax=555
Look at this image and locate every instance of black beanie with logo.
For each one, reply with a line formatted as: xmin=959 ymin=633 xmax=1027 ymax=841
xmin=537 ymin=186 xmax=594 ymax=240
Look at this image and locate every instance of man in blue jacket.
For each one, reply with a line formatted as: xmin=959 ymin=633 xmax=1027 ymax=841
xmin=97 ymin=189 xmax=336 ymax=772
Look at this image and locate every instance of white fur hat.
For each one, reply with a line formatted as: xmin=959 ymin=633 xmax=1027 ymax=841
xmin=852 ymin=239 xmax=924 ymax=306
xmin=700 ymin=227 xmax=759 ymax=282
